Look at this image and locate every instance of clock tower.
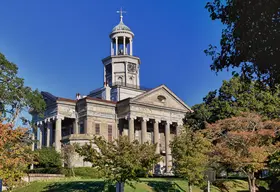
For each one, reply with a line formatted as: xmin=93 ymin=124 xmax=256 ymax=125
xmin=102 ymin=9 xmax=144 ymax=101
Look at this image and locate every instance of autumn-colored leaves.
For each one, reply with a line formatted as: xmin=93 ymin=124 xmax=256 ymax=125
xmin=205 ymin=112 xmax=280 ymax=192
xmin=0 ymin=123 xmax=34 ymax=190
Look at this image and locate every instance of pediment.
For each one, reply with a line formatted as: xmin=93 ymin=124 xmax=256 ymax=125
xmin=131 ymin=85 xmax=192 ymax=112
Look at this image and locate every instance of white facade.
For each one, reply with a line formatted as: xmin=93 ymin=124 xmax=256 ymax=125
xmin=34 ymin=12 xmax=192 ymax=174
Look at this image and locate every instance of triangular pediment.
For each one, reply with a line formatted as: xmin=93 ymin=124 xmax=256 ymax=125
xmin=131 ymin=85 xmax=192 ymax=112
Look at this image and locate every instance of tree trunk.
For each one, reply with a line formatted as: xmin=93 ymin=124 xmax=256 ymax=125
xmin=71 ymin=167 xmax=75 ymax=177
xmin=247 ymin=172 xmax=256 ymax=192
xmin=188 ymin=183 xmax=192 ymax=192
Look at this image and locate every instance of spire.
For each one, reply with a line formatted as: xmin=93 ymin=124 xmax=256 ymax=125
xmin=117 ymin=8 xmax=126 ymax=23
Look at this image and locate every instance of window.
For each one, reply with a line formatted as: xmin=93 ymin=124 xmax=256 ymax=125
xmin=79 ymin=122 xmax=84 ymax=134
xmin=108 ymin=124 xmax=113 ymax=142
xmin=157 ymin=95 xmax=166 ymax=103
xmin=95 ymin=123 xmax=100 ymax=135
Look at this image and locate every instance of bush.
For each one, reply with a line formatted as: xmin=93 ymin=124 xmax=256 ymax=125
xmin=71 ymin=167 xmax=104 ymax=179
xmin=35 ymin=147 xmax=62 ymax=169
xmin=27 ymin=167 xmax=63 ymax=174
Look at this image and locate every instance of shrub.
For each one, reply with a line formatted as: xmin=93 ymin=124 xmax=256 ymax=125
xmin=35 ymin=147 xmax=62 ymax=169
xmin=27 ymin=167 xmax=62 ymax=174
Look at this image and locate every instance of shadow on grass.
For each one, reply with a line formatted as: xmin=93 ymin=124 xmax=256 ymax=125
xmin=42 ymin=181 xmax=116 ymax=192
xmin=142 ymin=180 xmax=185 ymax=192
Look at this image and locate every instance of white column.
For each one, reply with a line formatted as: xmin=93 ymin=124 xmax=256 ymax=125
xmin=55 ymin=117 xmax=62 ymax=152
xmin=141 ymin=118 xmax=148 ymax=144
xmin=165 ymin=121 xmax=171 ymax=173
xmin=128 ymin=117 xmax=135 ymax=142
xmin=50 ymin=122 xmax=54 ymax=147
xmin=153 ymin=120 xmax=160 ymax=154
xmin=73 ymin=119 xmax=79 ymax=134
xmin=123 ymin=36 xmax=126 ymax=55
xmin=38 ymin=124 xmax=42 ymax=149
xmin=116 ymin=37 xmax=118 ymax=55
xmin=31 ymin=133 xmax=35 ymax=169
xmin=111 ymin=40 xmax=114 ymax=55
xmin=130 ymin=38 xmax=133 ymax=56
xmin=46 ymin=122 xmax=51 ymax=147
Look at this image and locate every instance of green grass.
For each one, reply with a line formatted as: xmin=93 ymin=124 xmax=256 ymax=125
xmin=11 ymin=178 xmax=248 ymax=192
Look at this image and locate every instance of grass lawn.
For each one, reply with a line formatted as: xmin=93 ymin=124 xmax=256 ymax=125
xmin=11 ymin=177 xmax=248 ymax=192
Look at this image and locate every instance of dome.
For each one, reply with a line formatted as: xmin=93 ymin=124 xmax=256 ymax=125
xmin=112 ymin=20 xmax=131 ymax=32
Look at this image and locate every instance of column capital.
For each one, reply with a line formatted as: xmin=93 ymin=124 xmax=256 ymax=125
xmin=154 ymin=119 xmax=161 ymax=123
xmin=162 ymin=120 xmax=172 ymax=125
xmin=142 ymin=117 xmax=149 ymax=122
xmin=55 ymin=115 xmax=64 ymax=120
xmin=125 ymin=115 xmax=136 ymax=120
xmin=166 ymin=120 xmax=172 ymax=125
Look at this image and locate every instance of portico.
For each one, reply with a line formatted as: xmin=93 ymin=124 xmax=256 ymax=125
xmin=118 ymin=116 xmax=181 ymax=173
xmin=116 ymin=85 xmax=190 ymax=173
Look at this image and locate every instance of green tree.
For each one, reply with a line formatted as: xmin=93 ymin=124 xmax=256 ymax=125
xmin=206 ymin=112 xmax=280 ymax=192
xmin=171 ymin=127 xmax=211 ymax=192
xmin=35 ymin=147 xmax=62 ymax=173
xmin=0 ymin=52 xmax=45 ymax=125
xmin=185 ymin=77 xmax=280 ymax=130
xmin=75 ymin=135 xmax=160 ymax=192
xmin=0 ymin=123 xmax=35 ymax=190
xmin=205 ymin=0 xmax=280 ymax=87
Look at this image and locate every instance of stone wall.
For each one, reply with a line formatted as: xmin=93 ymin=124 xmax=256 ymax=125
xmin=22 ymin=174 xmax=65 ymax=182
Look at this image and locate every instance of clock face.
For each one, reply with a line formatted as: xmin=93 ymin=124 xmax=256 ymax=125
xmin=127 ymin=63 xmax=136 ymax=73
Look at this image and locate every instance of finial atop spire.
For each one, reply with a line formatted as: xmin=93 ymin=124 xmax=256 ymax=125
xmin=117 ymin=7 xmax=126 ymax=22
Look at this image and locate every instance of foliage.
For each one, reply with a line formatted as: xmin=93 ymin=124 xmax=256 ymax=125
xmin=171 ymin=127 xmax=211 ymax=192
xmin=35 ymin=147 xmax=62 ymax=169
xmin=206 ymin=112 xmax=280 ymax=192
xmin=213 ymin=179 xmax=249 ymax=192
xmin=205 ymin=0 xmax=280 ymax=87
xmin=75 ymin=135 xmax=161 ymax=189
xmin=27 ymin=167 xmax=62 ymax=174
xmin=0 ymin=123 xmax=35 ymax=190
xmin=185 ymin=77 xmax=280 ymax=130
xmin=268 ymin=151 xmax=280 ymax=173
xmin=0 ymin=52 xmax=45 ymax=125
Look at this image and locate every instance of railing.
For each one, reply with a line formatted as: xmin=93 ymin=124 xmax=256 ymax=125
xmin=111 ymin=82 xmax=151 ymax=91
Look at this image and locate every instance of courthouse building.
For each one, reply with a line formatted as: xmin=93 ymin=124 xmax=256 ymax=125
xmin=33 ymin=12 xmax=192 ymax=174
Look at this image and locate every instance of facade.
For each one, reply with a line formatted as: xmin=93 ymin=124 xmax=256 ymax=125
xmin=33 ymin=12 xmax=192 ymax=174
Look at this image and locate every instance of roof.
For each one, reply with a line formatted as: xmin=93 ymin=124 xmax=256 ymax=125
xmin=112 ymin=20 xmax=131 ymax=32
xmin=41 ymin=91 xmax=116 ymax=105
xmin=86 ymin=97 xmax=117 ymax=104
xmin=57 ymin=97 xmax=76 ymax=103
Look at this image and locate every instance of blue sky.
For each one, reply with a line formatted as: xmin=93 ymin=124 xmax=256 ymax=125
xmin=0 ymin=0 xmax=232 ymax=107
